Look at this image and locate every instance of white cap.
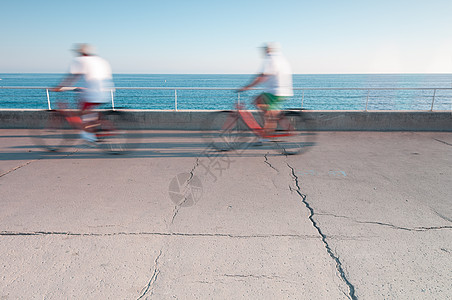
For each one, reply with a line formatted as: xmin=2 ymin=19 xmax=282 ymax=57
xmin=72 ymin=43 xmax=96 ymax=55
xmin=263 ymin=42 xmax=281 ymax=52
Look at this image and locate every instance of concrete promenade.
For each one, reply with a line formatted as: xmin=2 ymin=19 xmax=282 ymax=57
xmin=1 ymin=110 xmax=452 ymax=131
xmin=0 ymin=129 xmax=451 ymax=299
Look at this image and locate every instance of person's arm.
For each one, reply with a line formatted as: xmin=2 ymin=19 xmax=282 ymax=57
xmin=52 ymin=73 xmax=81 ymax=92
xmin=238 ymin=73 xmax=268 ymax=92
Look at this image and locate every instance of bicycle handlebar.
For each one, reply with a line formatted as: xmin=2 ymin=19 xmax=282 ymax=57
xmin=52 ymin=87 xmax=87 ymax=92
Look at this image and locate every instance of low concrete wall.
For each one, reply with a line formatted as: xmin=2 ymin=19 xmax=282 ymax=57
xmin=0 ymin=110 xmax=451 ymax=131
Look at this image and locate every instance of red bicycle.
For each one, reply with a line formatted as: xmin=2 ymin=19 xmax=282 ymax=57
xmin=32 ymin=89 xmax=135 ymax=154
xmin=203 ymin=99 xmax=317 ymax=155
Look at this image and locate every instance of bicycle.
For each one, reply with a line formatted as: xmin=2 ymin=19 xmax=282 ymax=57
xmin=203 ymin=97 xmax=317 ymax=155
xmin=31 ymin=88 xmax=136 ymax=154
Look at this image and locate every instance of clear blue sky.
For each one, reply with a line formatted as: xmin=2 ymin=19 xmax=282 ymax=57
xmin=1 ymin=0 xmax=452 ymax=74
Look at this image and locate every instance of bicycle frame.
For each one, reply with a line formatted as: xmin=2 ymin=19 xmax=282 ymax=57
xmin=51 ymin=103 xmax=117 ymax=138
xmin=52 ymin=103 xmax=83 ymax=129
xmin=235 ymin=102 xmax=294 ymax=139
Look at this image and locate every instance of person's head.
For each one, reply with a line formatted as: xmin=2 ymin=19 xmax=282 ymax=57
xmin=262 ymin=42 xmax=281 ymax=55
xmin=72 ymin=43 xmax=96 ymax=56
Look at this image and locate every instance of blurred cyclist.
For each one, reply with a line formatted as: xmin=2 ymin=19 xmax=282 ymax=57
xmin=238 ymin=42 xmax=293 ymax=139
xmin=53 ymin=43 xmax=114 ymax=143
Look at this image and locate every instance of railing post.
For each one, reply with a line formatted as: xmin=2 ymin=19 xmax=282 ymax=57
xmin=238 ymin=91 xmax=240 ymax=106
xmin=430 ymin=89 xmax=436 ymax=111
xmin=175 ymin=89 xmax=178 ymax=111
xmin=301 ymin=90 xmax=304 ymax=109
xmin=111 ymin=89 xmax=115 ymax=111
xmin=365 ymin=89 xmax=370 ymax=111
xmin=46 ymin=89 xmax=51 ymax=110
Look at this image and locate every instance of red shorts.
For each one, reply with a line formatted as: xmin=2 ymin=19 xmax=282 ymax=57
xmin=80 ymin=102 xmax=102 ymax=111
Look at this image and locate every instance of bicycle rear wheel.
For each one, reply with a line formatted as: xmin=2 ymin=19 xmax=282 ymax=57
xmin=202 ymin=111 xmax=255 ymax=151
xmin=32 ymin=111 xmax=77 ymax=152
xmin=96 ymin=111 xmax=137 ymax=154
xmin=271 ymin=110 xmax=317 ymax=155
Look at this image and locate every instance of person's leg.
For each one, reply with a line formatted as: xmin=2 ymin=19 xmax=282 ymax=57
xmin=254 ymin=93 xmax=270 ymax=136
xmin=79 ymin=102 xmax=101 ymax=142
xmin=262 ymin=94 xmax=283 ymax=136
xmin=80 ymin=102 xmax=101 ymax=133
xmin=254 ymin=93 xmax=269 ymax=112
xmin=263 ymin=110 xmax=280 ymax=136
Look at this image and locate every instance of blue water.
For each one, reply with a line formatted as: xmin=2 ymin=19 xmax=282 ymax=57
xmin=0 ymin=73 xmax=451 ymax=110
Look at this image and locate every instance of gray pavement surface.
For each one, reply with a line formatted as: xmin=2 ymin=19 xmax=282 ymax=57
xmin=0 ymin=129 xmax=451 ymax=299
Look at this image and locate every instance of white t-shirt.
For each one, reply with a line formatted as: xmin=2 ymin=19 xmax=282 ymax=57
xmin=70 ymin=56 xmax=113 ymax=103
xmin=260 ymin=52 xmax=293 ymax=97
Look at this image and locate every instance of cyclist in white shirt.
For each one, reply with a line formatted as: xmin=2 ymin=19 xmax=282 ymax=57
xmin=54 ymin=43 xmax=114 ymax=143
xmin=238 ymin=42 xmax=293 ymax=138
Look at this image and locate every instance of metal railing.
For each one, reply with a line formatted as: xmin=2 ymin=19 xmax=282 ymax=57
xmin=295 ymin=87 xmax=451 ymax=111
xmin=1 ymin=86 xmax=451 ymax=111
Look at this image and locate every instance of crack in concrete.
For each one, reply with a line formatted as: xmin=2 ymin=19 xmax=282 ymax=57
xmin=431 ymin=209 xmax=452 ymax=223
xmin=433 ymin=138 xmax=452 ymax=147
xmin=0 ymin=160 xmax=37 ymax=178
xmin=264 ymin=153 xmax=279 ymax=172
xmin=137 ymin=250 xmax=162 ymax=299
xmin=223 ymin=274 xmax=281 ymax=280
xmin=169 ymin=206 xmax=181 ymax=226
xmin=0 ymin=230 xmax=320 ymax=239
xmin=220 ymin=274 xmax=298 ymax=285
xmin=317 ymin=213 xmax=452 ymax=231
xmin=287 ymin=162 xmax=357 ymax=300
xmin=170 ymin=158 xmax=200 ymax=226
xmin=0 ymin=148 xmax=81 ymax=178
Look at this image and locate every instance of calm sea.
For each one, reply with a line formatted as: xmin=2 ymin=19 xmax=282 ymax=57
xmin=0 ymin=73 xmax=451 ymax=110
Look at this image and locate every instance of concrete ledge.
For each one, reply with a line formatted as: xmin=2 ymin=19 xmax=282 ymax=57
xmin=0 ymin=110 xmax=451 ymax=131
xmin=310 ymin=111 xmax=452 ymax=131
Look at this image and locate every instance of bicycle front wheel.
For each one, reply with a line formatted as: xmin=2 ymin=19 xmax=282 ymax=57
xmin=203 ymin=111 xmax=254 ymax=151
xmin=272 ymin=110 xmax=317 ymax=155
xmin=32 ymin=111 xmax=77 ymax=152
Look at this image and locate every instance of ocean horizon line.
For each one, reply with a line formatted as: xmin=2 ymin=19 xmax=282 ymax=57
xmin=1 ymin=72 xmax=452 ymax=76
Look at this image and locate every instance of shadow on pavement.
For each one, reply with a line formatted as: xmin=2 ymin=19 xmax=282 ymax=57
xmin=1 ymin=131 xmax=316 ymax=160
